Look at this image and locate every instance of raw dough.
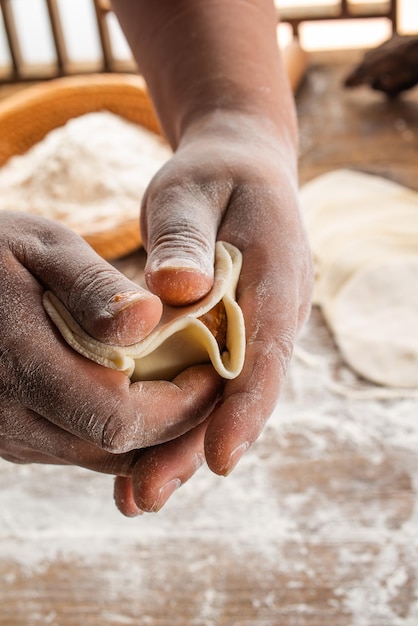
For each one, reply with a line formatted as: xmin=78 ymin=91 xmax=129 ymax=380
xmin=331 ymin=258 xmax=418 ymax=388
xmin=43 ymin=241 xmax=245 ymax=381
xmin=300 ymin=169 xmax=418 ymax=388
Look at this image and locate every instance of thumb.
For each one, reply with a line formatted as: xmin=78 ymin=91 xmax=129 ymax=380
xmin=11 ymin=213 xmax=162 ymax=346
xmin=140 ymin=161 xmax=226 ymax=306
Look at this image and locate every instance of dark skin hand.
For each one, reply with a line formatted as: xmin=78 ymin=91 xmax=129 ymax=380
xmin=111 ymin=0 xmax=313 ymax=515
xmin=345 ymin=35 xmax=418 ymax=97
xmin=1 ymin=0 xmax=312 ymax=516
xmin=0 ymin=212 xmax=222 ymax=472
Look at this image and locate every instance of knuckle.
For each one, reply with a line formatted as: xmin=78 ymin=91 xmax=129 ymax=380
xmin=101 ymin=417 xmax=130 ymax=453
xmin=148 ymin=214 xmax=213 ymax=259
xmin=0 ymin=401 xmax=32 ymax=455
xmin=0 ymin=350 xmax=13 ymax=397
xmin=249 ymin=329 xmax=295 ymax=380
xmin=66 ymin=263 xmax=121 ymax=314
xmin=13 ymin=354 xmax=46 ymax=407
xmin=274 ymin=330 xmax=295 ymax=377
xmin=100 ymin=392 xmax=143 ymax=454
xmin=143 ymin=170 xmax=224 ymax=251
xmin=0 ymin=345 xmax=37 ymax=407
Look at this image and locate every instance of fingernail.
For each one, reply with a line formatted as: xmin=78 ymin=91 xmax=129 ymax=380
xmin=151 ymin=478 xmax=181 ymax=512
xmin=222 ymin=442 xmax=249 ymax=477
xmin=151 ymin=257 xmax=205 ymax=273
xmin=121 ymin=504 xmax=144 ymax=518
xmin=107 ymin=291 xmax=151 ymax=316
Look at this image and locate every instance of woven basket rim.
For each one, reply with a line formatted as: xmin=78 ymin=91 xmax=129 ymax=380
xmin=0 ymin=73 xmax=150 ymax=114
xmin=0 ymin=73 xmax=164 ymax=259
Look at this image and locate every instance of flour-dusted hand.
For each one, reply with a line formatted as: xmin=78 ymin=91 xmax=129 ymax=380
xmin=113 ymin=114 xmax=313 ymax=515
xmin=0 ymin=212 xmax=222 ymax=471
xmin=112 ymin=0 xmax=313 ymax=515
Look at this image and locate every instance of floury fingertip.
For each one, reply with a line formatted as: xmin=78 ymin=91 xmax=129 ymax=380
xmin=106 ymin=290 xmax=161 ymax=316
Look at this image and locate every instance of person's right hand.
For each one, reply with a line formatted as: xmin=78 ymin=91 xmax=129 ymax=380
xmin=0 ymin=211 xmax=222 ymax=475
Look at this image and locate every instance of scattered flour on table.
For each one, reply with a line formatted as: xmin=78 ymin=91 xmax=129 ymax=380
xmin=1 ymin=311 xmax=418 ymax=625
xmin=1 ymin=120 xmax=417 ymax=626
xmin=0 ymin=111 xmax=171 ymax=234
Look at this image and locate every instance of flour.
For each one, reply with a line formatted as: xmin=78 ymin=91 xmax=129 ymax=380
xmin=0 ymin=111 xmax=171 ymax=235
xmin=1 ymin=309 xmax=418 ymax=625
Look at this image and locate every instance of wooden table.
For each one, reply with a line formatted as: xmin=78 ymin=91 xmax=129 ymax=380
xmin=298 ymin=50 xmax=418 ymax=191
xmin=1 ymin=51 xmax=418 ymax=626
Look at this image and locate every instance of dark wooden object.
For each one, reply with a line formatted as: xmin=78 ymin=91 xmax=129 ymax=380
xmin=345 ymin=35 xmax=418 ymax=96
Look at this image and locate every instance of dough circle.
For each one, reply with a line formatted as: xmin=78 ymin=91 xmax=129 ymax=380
xmin=328 ymin=258 xmax=418 ymax=388
xmin=43 ymin=241 xmax=245 ymax=381
xmin=300 ymin=169 xmax=418 ymax=388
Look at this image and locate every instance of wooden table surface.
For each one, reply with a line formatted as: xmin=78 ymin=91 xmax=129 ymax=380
xmin=1 ymin=51 xmax=418 ymax=626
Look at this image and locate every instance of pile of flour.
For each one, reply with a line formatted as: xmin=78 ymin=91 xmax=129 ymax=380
xmin=0 ymin=111 xmax=171 ymax=235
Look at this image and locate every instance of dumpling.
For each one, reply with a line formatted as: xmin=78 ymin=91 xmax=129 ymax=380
xmin=43 ymin=241 xmax=245 ymax=381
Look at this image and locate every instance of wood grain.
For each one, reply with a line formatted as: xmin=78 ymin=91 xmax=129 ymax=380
xmin=1 ymin=51 xmax=418 ymax=626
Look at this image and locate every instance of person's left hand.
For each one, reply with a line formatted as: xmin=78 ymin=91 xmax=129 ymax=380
xmin=0 ymin=212 xmax=223 ymax=477
xmin=114 ymin=110 xmax=313 ymax=516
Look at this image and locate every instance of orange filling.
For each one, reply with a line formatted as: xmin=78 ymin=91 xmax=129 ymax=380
xmin=198 ymin=300 xmax=227 ymax=350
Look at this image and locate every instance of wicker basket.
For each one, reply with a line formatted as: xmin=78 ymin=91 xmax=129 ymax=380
xmin=0 ymin=73 xmax=163 ymax=259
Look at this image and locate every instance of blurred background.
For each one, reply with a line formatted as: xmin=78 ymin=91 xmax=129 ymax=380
xmin=0 ymin=0 xmax=416 ymax=82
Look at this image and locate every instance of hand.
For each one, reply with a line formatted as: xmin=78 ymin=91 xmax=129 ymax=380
xmin=114 ymin=111 xmax=313 ymax=515
xmin=0 ymin=212 xmax=222 ymax=473
xmin=345 ymin=35 xmax=418 ymax=97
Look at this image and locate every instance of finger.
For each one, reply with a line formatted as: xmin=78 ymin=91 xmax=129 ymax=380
xmin=114 ymin=476 xmax=144 ymax=517
xmin=128 ymin=419 xmax=208 ymax=512
xmin=140 ymin=156 xmax=230 ymax=305
xmin=6 ymin=212 xmax=162 ymax=346
xmin=10 ymin=300 xmax=223 ymax=451
xmin=205 ymin=279 xmax=298 ymax=475
xmin=127 ymin=367 xmax=223 ymax=448
xmin=4 ymin=214 xmax=223 ymax=453
xmin=3 ymin=247 xmax=222 ymax=452
xmin=1 ymin=451 xmax=65 ymax=465
xmin=204 ymin=187 xmax=311 ymax=475
xmin=0 ymin=403 xmax=138 ymax=476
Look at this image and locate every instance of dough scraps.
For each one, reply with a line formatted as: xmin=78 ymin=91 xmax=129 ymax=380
xmin=300 ymin=169 xmax=418 ymax=388
xmin=43 ymin=241 xmax=246 ymax=381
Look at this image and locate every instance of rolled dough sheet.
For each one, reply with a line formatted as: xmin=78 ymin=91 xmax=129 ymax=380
xmin=300 ymin=169 xmax=418 ymax=388
xmin=327 ymin=258 xmax=418 ymax=388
